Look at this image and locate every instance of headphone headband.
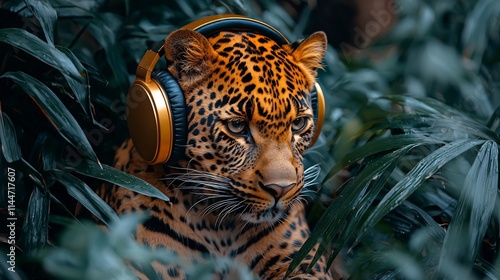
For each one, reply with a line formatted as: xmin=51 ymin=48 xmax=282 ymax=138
xmin=136 ymin=15 xmax=289 ymax=82
xmin=182 ymin=14 xmax=289 ymax=45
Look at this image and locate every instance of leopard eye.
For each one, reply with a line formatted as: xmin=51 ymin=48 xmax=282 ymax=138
xmin=226 ymin=119 xmax=247 ymax=135
xmin=291 ymin=117 xmax=308 ymax=133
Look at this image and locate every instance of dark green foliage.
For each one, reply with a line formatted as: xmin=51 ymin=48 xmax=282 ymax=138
xmin=292 ymin=0 xmax=500 ymax=278
xmin=0 ymin=0 xmax=498 ymax=279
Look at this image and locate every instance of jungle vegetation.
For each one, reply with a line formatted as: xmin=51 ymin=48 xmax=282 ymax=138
xmin=0 ymin=0 xmax=499 ymax=279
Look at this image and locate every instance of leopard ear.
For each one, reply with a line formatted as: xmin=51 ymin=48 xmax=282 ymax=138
xmin=164 ymin=29 xmax=217 ymax=89
xmin=284 ymin=31 xmax=327 ymax=81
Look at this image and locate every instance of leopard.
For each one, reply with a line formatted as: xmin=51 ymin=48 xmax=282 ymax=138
xmin=98 ymin=26 xmax=332 ymax=279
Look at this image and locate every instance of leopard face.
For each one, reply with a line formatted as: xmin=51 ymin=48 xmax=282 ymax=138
xmin=165 ymin=29 xmax=327 ymax=224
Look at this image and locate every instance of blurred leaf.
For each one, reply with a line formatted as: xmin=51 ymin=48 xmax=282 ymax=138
xmin=87 ymin=15 xmax=129 ymax=89
xmin=0 ymin=71 xmax=98 ymax=162
xmin=42 ymin=219 xmax=138 ymax=280
xmin=0 ymin=113 xmax=21 ymax=162
xmin=462 ymin=0 xmax=500 ymax=63
xmin=56 ymin=46 xmax=93 ymax=119
xmin=379 ymin=95 xmax=458 ymax=116
xmin=0 ymin=254 xmax=23 ymax=280
xmin=439 ymin=141 xmax=498 ymax=275
xmin=486 ymin=106 xmax=500 ymax=135
xmin=323 ymin=134 xmax=444 ymax=185
xmin=384 ymin=251 xmax=426 ymax=280
xmin=0 ymin=28 xmax=82 ymax=80
xmin=175 ymin=0 xmax=195 ymax=17
xmin=24 ymin=0 xmax=57 ymax=45
xmin=124 ymin=0 xmax=130 ymax=15
xmin=372 ymin=114 xmax=499 ymax=142
xmin=55 ymin=172 xmax=119 ymax=226
xmin=20 ymin=187 xmax=50 ymax=254
xmin=406 ymin=40 xmax=464 ymax=86
xmin=53 ymin=2 xmax=95 ymax=18
xmin=356 ymin=139 xmax=485 ymax=245
xmin=66 ymin=159 xmax=169 ymax=202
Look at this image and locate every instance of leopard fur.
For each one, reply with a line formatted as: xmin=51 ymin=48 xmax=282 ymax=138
xmin=99 ymin=28 xmax=331 ymax=279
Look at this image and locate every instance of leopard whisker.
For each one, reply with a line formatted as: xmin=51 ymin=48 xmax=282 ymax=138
xmin=299 ymin=189 xmax=316 ymax=200
xmin=187 ymin=192 xmax=234 ymax=214
xmin=291 ymin=197 xmax=304 ymax=210
xmin=200 ymin=198 xmax=239 ymax=218
xmin=161 ymin=167 xmax=231 ymax=192
xmin=298 ymin=164 xmax=321 ymax=204
xmin=174 ymin=179 xmax=230 ymax=190
xmin=178 ymin=185 xmax=229 ymax=194
xmin=236 ymin=217 xmax=252 ymax=237
xmin=216 ymin=201 xmax=245 ymax=228
xmin=165 ymin=167 xmax=230 ymax=182
xmin=186 ymin=195 xmax=221 ymax=214
xmin=303 ymin=164 xmax=321 ymax=189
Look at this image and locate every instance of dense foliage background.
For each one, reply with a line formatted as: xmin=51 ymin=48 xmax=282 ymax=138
xmin=0 ymin=0 xmax=499 ymax=279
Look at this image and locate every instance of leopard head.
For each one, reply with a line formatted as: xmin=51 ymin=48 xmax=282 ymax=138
xmin=165 ymin=28 xmax=327 ymax=223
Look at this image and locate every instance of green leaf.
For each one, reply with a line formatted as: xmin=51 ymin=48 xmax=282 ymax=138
xmin=0 ymin=119 xmax=45 ymax=186
xmin=13 ymin=158 xmax=46 ymax=188
xmin=379 ymin=95 xmax=466 ymax=116
xmin=87 ymin=16 xmax=129 ymax=89
xmin=356 ymin=139 xmax=485 ymax=245
xmin=24 ymin=0 xmax=57 ymax=46
xmin=323 ymin=134 xmax=444 ymax=185
xmin=462 ymin=0 xmax=500 ymax=63
xmin=50 ymin=194 xmax=84 ymax=226
xmin=312 ymin=144 xmax=419 ymax=271
xmin=486 ymin=106 xmax=500 ymax=135
xmin=288 ymin=144 xmax=418 ymax=277
xmin=324 ymin=158 xmax=402 ymax=268
xmin=20 ymin=187 xmax=50 ymax=255
xmin=0 ymin=28 xmax=81 ymax=80
xmin=439 ymin=141 xmax=498 ymax=274
xmin=372 ymin=113 xmax=499 ymax=142
xmin=0 ymin=113 xmax=21 ymax=162
xmin=56 ymin=172 xmax=119 ymax=226
xmin=0 ymin=71 xmax=98 ymax=163
xmin=0 ymin=254 xmax=23 ymax=280
xmin=66 ymin=159 xmax=169 ymax=202
xmin=56 ymin=46 xmax=93 ymax=118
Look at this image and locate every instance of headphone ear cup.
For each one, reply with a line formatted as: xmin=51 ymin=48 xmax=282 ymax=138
xmin=126 ymin=70 xmax=187 ymax=165
xmin=150 ymin=70 xmax=188 ymax=163
xmin=310 ymin=83 xmax=325 ymax=146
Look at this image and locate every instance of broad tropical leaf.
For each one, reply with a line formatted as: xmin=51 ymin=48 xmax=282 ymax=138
xmin=0 ymin=28 xmax=81 ymax=80
xmin=439 ymin=141 xmax=499 ymax=276
xmin=20 ymin=187 xmax=50 ymax=254
xmin=56 ymin=172 xmax=119 ymax=226
xmin=56 ymin=46 xmax=93 ymax=119
xmin=65 ymin=159 xmax=169 ymax=202
xmin=356 ymin=139 xmax=485 ymax=244
xmin=0 ymin=113 xmax=21 ymax=162
xmin=24 ymin=0 xmax=57 ymax=46
xmin=0 ymin=71 xmax=98 ymax=162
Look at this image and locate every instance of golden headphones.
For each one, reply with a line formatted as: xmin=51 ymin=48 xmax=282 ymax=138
xmin=126 ymin=14 xmax=325 ymax=165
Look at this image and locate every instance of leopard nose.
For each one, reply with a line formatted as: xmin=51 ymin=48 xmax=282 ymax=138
xmin=261 ymin=183 xmax=296 ymax=199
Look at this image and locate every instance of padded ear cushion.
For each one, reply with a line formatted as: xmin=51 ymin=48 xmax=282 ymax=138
xmin=311 ymin=86 xmax=319 ymax=121
xmin=310 ymin=83 xmax=325 ymax=146
xmin=151 ymin=70 xmax=188 ymax=163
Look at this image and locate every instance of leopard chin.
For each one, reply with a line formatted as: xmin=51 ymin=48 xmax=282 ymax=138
xmin=240 ymin=200 xmax=295 ymax=224
xmin=241 ymin=208 xmax=284 ymax=223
